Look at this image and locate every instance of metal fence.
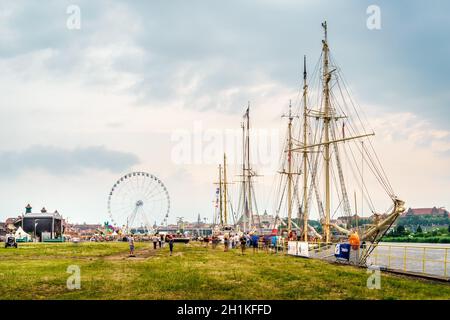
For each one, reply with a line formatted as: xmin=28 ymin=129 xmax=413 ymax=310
xmin=366 ymin=243 xmax=450 ymax=279
xmin=284 ymin=241 xmax=450 ymax=280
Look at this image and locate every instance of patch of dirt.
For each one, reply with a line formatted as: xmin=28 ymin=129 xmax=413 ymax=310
xmin=103 ymin=247 xmax=160 ymax=261
xmin=171 ymin=252 xmax=183 ymax=257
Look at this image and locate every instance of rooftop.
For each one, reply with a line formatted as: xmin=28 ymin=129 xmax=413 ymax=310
xmin=22 ymin=212 xmax=63 ymax=219
xmin=403 ymin=207 xmax=449 ymax=216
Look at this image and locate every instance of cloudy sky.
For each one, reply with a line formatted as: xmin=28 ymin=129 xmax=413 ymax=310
xmin=0 ymin=0 xmax=449 ymax=225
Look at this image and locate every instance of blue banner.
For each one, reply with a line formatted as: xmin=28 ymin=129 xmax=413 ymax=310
xmin=334 ymin=243 xmax=351 ymax=260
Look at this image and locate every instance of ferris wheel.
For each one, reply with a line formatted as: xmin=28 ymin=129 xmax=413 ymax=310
xmin=107 ymin=172 xmax=170 ymax=234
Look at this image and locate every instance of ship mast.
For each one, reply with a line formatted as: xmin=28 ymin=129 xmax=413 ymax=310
xmin=218 ymin=164 xmax=223 ymax=226
xmin=247 ymin=103 xmax=252 ymax=232
xmin=286 ymin=101 xmax=294 ymax=232
xmin=240 ymin=104 xmax=253 ymax=232
xmin=215 ymin=154 xmax=233 ymax=228
xmin=241 ymin=121 xmax=247 ymax=232
xmin=223 ymin=153 xmax=228 ymax=225
xmin=302 ymin=55 xmax=309 ymax=242
xmin=280 ymin=100 xmax=300 ymax=234
xmin=239 ymin=102 xmax=261 ymax=232
xmin=322 ymin=21 xmax=332 ymax=243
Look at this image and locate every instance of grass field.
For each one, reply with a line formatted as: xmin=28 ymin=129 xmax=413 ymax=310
xmin=0 ymin=242 xmax=449 ymax=300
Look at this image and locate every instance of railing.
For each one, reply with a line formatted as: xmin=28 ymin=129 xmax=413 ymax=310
xmin=366 ymin=243 xmax=450 ymax=279
xmin=284 ymin=241 xmax=450 ymax=279
xmin=285 ymin=240 xmax=336 ymax=259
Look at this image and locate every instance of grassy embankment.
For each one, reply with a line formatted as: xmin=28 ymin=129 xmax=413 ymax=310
xmin=0 ymin=242 xmax=449 ymax=300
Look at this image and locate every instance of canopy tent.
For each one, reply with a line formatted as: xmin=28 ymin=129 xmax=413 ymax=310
xmin=15 ymin=227 xmax=31 ymax=240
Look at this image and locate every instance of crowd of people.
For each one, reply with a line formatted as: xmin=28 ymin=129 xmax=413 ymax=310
xmin=125 ymin=230 xmax=299 ymax=258
xmin=199 ymin=232 xmax=286 ymax=255
xmin=127 ymin=233 xmax=175 ymax=257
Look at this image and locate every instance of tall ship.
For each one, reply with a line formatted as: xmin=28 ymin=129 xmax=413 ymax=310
xmin=212 ymin=104 xmax=261 ymax=235
xmin=211 ymin=21 xmax=405 ymax=265
xmin=272 ymin=21 xmax=405 ymax=264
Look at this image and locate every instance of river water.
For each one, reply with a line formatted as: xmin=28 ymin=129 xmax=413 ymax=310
xmin=366 ymin=242 xmax=450 ymax=278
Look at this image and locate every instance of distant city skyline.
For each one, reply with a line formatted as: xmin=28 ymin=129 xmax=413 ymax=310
xmin=1 ymin=1 xmax=450 ymax=224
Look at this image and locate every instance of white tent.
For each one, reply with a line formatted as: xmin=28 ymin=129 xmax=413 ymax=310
xmin=15 ymin=227 xmax=31 ymax=240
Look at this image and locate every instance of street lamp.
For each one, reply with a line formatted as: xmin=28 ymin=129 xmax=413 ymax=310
xmin=176 ymin=217 xmax=184 ymax=234
xmin=34 ymin=219 xmax=40 ymax=242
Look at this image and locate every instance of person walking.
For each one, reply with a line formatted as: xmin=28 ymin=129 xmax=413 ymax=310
xmin=212 ymin=235 xmax=218 ymax=249
xmin=271 ymin=235 xmax=277 ymax=253
xmin=152 ymin=234 xmax=158 ymax=249
xmin=128 ymin=234 xmax=135 ymax=257
xmin=239 ymin=234 xmax=246 ymax=255
xmin=159 ymin=234 xmax=163 ymax=248
xmin=224 ymin=235 xmax=229 ymax=252
xmin=168 ymin=234 xmax=174 ymax=256
xmin=251 ymin=234 xmax=259 ymax=254
xmin=245 ymin=233 xmax=251 ymax=247
xmin=263 ymin=235 xmax=270 ymax=253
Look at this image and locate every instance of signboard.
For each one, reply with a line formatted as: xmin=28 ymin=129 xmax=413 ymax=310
xmin=297 ymin=241 xmax=309 ymax=257
xmin=41 ymin=232 xmax=51 ymax=241
xmin=335 ymin=243 xmax=351 ymax=261
xmin=288 ymin=241 xmax=298 ymax=256
xmin=287 ymin=241 xmax=309 ymax=257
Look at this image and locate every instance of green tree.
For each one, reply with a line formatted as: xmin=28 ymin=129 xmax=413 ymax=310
xmin=416 ymin=225 xmax=422 ymax=233
xmin=396 ymin=225 xmax=405 ymax=236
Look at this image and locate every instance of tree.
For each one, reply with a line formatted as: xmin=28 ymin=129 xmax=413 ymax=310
xmin=448 ymin=224 xmax=450 ymax=233
xmin=396 ymin=225 xmax=405 ymax=236
xmin=416 ymin=225 xmax=422 ymax=233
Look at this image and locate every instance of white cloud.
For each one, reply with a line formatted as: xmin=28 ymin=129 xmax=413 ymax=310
xmin=0 ymin=145 xmax=139 ymax=176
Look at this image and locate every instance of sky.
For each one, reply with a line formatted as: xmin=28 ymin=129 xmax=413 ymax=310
xmin=0 ymin=0 xmax=449 ymax=225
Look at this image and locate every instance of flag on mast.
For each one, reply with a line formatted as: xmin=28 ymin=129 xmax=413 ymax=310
xmin=342 ymin=122 xmax=345 ymax=139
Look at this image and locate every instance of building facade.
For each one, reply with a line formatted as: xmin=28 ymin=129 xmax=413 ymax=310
xmin=14 ymin=204 xmax=64 ymax=241
xmin=403 ymin=207 xmax=449 ymax=217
